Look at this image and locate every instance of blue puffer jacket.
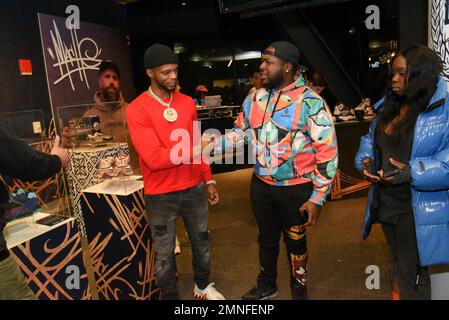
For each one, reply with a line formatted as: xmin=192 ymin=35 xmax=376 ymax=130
xmin=355 ymin=77 xmax=449 ymax=266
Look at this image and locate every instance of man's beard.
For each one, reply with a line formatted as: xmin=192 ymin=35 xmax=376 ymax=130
xmin=102 ymin=87 xmax=120 ymax=102
xmin=264 ymin=71 xmax=285 ymax=90
xmin=153 ymin=79 xmax=176 ymax=93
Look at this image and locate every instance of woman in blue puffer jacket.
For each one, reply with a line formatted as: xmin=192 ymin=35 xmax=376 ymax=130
xmin=355 ymin=45 xmax=449 ymax=300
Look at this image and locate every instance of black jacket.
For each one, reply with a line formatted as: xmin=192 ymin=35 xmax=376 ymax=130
xmin=0 ymin=126 xmax=62 ymax=250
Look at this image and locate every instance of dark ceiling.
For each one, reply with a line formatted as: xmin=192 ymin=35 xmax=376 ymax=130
xmin=123 ymin=0 xmax=400 ymax=98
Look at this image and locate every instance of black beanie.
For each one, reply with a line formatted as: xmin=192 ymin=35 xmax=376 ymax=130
xmin=144 ymin=44 xmax=179 ymax=69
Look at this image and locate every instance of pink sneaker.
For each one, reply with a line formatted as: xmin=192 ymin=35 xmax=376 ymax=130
xmin=98 ymin=156 xmax=115 ymax=179
xmin=115 ymin=152 xmax=129 ymax=168
xmin=114 ymin=152 xmax=133 ymax=176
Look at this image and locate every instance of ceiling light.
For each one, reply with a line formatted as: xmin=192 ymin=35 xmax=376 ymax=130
xmin=235 ymin=51 xmax=261 ymax=60
xmin=190 ymin=54 xmax=203 ymax=62
xmin=369 ymin=40 xmax=382 ymax=49
xmin=202 ymin=62 xmax=212 ymax=68
xmin=174 ymin=43 xmax=186 ymax=55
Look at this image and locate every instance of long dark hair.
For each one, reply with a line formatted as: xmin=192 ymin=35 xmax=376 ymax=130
xmin=377 ymin=45 xmax=442 ymax=142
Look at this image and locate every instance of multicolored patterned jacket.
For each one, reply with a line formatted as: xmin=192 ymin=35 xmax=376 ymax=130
xmin=215 ymin=76 xmax=338 ymax=206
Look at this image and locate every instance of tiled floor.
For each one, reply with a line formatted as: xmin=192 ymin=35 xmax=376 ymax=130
xmin=175 ymin=168 xmax=391 ymax=300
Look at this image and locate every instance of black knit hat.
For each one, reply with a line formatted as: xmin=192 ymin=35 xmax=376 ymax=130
xmin=144 ymin=44 xmax=180 ymax=69
xmin=99 ymin=60 xmax=120 ymax=79
xmin=264 ymin=41 xmax=300 ymax=66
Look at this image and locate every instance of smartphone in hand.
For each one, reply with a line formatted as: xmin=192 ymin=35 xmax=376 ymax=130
xmin=302 ymin=210 xmax=309 ymax=223
xmin=383 ymin=170 xmax=399 ymax=178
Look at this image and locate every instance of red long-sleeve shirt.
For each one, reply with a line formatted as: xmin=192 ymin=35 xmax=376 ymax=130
xmin=126 ymin=91 xmax=213 ymax=195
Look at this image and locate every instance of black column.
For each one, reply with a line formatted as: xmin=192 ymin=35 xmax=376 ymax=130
xmin=275 ymin=10 xmax=363 ymax=107
xmin=398 ymin=0 xmax=429 ymax=49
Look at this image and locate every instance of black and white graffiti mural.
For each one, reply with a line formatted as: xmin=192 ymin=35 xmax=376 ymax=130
xmin=432 ymin=0 xmax=449 ymax=81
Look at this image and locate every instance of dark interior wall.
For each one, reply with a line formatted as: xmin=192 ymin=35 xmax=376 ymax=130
xmin=0 ymin=0 xmax=127 ymax=123
xmin=126 ymin=0 xmax=406 ymax=103
xmin=127 ymin=1 xmax=282 ymax=98
xmin=0 ymin=0 xmax=430 ymax=119
xmin=398 ymin=0 xmax=428 ymax=50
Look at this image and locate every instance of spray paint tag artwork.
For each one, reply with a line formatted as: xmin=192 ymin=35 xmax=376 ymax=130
xmin=432 ymin=0 xmax=449 ymax=82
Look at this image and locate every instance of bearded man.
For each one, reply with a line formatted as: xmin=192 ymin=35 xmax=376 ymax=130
xmin=205 ymin=41 xmax=338 ymax=300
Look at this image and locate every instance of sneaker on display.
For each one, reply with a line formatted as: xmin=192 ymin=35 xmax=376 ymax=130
xmin=333 ymin=103 xmax=346 ymax=116
xmin=193 ymin=282 xmax=225 ymax=300
xmin=87 ymin=132 xmax=113 ymax=147
xmin=355 ymin=98 xmax=376 ymax=119
xmin=115 ymin=152 xmax=130 ymax=168
xmin=98 ymin=156 xmax=115 ymax=179
xmin=113 ymin=152 xmax=133 ymax=177
xmin=334 ymin=103 xmax=355 ymax=121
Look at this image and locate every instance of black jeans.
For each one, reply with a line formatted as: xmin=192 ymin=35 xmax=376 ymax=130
xmin=381 ymin=213 xmax=431 ymax=300
xmin=250 ymin=175 xmax=313 ymax=290
xmin=145 ymin=183 xmax=210 ymax=300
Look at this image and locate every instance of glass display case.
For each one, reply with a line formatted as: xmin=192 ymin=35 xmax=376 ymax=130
xmin=56 ymin=101 xmax=141 ymax=235
xmin=0 ymin=109 xmax=70 ymax=223
xmin=56 ymin=101 xmax=139 ymax=180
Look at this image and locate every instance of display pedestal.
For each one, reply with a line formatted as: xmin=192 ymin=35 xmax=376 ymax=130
xmin=5 ymin=212 xmax=90 ymax=300
xmin=80 ymin=178 xmax=159 ymax=300
xmin=66 ymin=142 xmax=129 ymax=236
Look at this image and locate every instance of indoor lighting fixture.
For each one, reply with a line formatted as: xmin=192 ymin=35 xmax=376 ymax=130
xmin=190 ymin=54 xmax=203 ymax=62
xmin=202 ymin=62 xmax=213 ymax=69
xmin=173 ymin=43 xmax=186 ymax=55
xmin=235 ymin=51 xmax=261 ymax=60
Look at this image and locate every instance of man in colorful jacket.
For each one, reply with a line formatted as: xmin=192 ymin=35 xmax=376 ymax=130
xmin=205 ymin=41 xmax=338 ymax=300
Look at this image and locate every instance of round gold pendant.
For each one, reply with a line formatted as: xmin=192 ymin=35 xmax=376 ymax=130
xmin=163 ymin=108 xmax=178 ymax=122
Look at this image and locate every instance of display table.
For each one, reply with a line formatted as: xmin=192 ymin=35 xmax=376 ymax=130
xmin=80 ymin=178 xmax=159 ymax=300
xmin=4 ymin=212 xmax=90 ymax=300
xmin=66 ymin=142 xmax=129 ymax=236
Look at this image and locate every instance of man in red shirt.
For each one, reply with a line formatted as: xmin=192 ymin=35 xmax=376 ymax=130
xmin=126 ymin=44 xmax=225 ymax=300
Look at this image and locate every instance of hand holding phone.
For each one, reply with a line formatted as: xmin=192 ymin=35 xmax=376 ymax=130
xmin=302 ymin=209 xmax=309 ymax=223
xmin=382 ymin=170 xmax=399 ymax=178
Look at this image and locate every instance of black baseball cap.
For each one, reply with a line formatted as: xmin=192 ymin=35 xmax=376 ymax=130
xmin=99 ymin=60 xmax=120 ymax=79
xmin=263 ymin=41 xmax=301 ymax=66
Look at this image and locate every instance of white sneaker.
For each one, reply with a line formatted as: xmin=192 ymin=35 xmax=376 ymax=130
xmin=193 ymin=282 xmax=225 ymax=300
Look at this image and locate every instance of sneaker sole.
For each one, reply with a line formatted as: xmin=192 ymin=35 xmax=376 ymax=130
xmin=260 ymin=291 xmax=279 ymax=300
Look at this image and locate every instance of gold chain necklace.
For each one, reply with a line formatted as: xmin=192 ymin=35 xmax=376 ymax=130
xmin=147 ymin=86 xmax=178 ymax=122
